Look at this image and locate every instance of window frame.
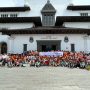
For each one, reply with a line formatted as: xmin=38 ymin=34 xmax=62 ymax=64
xmin=23 ymin=44 xmax=27 ymax=52
xmin=42 ymin=13 xmax=55 ymax=26
xmin=80 ymin=13 xmax=88 ymax=16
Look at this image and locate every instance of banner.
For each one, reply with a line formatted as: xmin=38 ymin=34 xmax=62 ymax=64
xmin=39 ymin=52 xmax=63 ymax=57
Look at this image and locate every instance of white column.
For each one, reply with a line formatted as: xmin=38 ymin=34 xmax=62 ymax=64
xmin=83 ymin=35 xmax=88 ymax=53
xmin=86 ymin=36 xmax=90 ymax=53
xmin=0 ymin=44 xmax=1 ymax=54
xmin=8 ymin=36 xmax=15 ymax=54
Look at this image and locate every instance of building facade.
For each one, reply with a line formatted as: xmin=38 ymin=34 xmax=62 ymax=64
xmin=0 ymin=0 xmax=90 ymax=54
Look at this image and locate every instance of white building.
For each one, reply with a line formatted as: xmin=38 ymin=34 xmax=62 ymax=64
xmin=0 ymin=0 xmax=90 ymax=54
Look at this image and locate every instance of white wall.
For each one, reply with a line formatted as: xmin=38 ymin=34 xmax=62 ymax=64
xmin=87 ymin=36 xmax=90 ymax=53
xmin=64 ymin=10 xmax=90 ymax=16
xmin=0 ymin=23 xmax=34 ymax=29
xmin=64 ymin=22 xmax=90 ymax=29
xmin=0 ymin=12 xmax=30 ymax=17
xmin=7 ymin=34 xmax=86 ymax=54
xmin=0 ymin=35 xmax=9 ymax=43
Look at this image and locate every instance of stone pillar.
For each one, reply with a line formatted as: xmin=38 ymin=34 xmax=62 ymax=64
xmin=8 ymin=36 xmax=15 ymax=54
xmin=83 ymin=35 xmax=88 ymax=53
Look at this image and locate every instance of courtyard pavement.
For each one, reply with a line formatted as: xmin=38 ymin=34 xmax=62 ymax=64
xmin=0 ymin=65 xmax=90 ymax=90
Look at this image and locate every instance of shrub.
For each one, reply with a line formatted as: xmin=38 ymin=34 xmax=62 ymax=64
xmin=86 ymin=65 xmax=90 ymax=71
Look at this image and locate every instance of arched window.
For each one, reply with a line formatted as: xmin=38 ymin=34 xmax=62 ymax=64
xmin=0 ymin=42 xmax=7 ymax=54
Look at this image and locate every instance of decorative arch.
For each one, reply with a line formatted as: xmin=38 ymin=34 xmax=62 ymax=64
xmin=0 ymin=42 xmax=7 ymax=54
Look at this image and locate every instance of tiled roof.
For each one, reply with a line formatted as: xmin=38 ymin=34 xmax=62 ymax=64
xmin=55 ymin=16 xmax=90 ymax=26
xmin=0 ymin=27 xmax=90 ymax=35
xmin=0 ymin=6 xmax=30 ymax=12
xmin=0 ymin=17 xmax=42 ymax=26
xmin=67 ymin=5 xmax=90 ymax=10
xmin=41 ymin=0 xmax=56 ymax=13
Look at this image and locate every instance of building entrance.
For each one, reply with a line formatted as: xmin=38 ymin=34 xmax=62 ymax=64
xmin=37 ymin=40 xmax=61 ymax=51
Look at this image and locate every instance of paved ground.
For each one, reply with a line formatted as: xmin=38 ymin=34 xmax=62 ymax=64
xmin=0 ymin=65 xmax=90 ymax=90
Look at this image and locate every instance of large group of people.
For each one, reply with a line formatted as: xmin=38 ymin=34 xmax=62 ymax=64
xmin=0 ymin=50 xmax=90 ymax=69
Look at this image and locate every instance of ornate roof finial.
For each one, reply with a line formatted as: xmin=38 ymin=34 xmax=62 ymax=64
xmin=47 ymin=0 xmax=50 ymax=4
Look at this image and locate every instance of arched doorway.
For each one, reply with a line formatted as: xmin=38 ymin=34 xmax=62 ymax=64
xmin=0 ymin=42 xmax=7 ymax=54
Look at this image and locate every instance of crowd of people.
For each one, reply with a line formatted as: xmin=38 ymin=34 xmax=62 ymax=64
xmin=0 ymin=50 xmax=90 ymax=69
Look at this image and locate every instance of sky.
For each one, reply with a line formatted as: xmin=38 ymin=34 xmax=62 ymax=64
xmin=0 ymin=0 xmax=90 ymax=7
xmin=0 ymin=0 xmax=24 ymax=7
xmin=73 ymin=0 xmax=90 ymax=5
